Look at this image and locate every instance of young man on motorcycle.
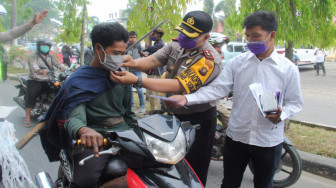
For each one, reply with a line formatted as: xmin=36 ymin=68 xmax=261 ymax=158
xmin=168 ymin=11 xmax=303 ymax=188
xmin=24 ymin=39 xmax=68 ymax=127
xmin=40 ymin=22 xmax=136 ymax=187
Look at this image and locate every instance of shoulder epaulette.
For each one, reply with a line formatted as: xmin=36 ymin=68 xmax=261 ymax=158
xmin=203 ymin=50 xmax=214 ymax=60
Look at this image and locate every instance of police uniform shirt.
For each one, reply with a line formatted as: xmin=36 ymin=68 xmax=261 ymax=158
xmin=152 ymin=40 xmax=222 ymax=114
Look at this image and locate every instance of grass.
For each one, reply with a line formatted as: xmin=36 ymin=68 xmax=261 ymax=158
xmin=286 ymin=122 xmax=336 ymax=159
xmin=7 ymin=65 xmax=28 ymax=74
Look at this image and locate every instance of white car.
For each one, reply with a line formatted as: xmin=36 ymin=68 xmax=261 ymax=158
xmin=222 ymin=42 xmax=248 ymax=66
xmin=275 ymin=48 xmax=316 ymax=67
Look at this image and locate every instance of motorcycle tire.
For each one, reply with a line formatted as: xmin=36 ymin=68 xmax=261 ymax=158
xmin=249 ymin=144 xmax=302 ymax=188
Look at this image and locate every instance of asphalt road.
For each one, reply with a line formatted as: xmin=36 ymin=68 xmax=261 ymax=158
xmin=1 ymin=61 xmax=336 ymax=187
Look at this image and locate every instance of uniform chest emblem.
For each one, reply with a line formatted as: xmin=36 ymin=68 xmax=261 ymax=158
xmin=198 ymin=66 xmax=208 ymax=76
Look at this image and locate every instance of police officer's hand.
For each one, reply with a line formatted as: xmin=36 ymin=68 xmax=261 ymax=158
xmin=265 ymin=107 xmax=282 ymax=124
xmin=32 ymin=9 xmax=48 ymax=26
xmin=39 ymin=69 xmax=47 ymax=76
xmin=166 ymin=95 xmax=188 ymax=108
xmin=77 ymin=127 xmax=104 ymax=158
xmin=121 ymin=55 xmax=137 ymax=69
xmin=109 ymin=71 xmax=138 ymax=85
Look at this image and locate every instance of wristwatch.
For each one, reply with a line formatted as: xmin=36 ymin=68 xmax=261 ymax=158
xmin=134 ymin=75 xmax=142 ymax=88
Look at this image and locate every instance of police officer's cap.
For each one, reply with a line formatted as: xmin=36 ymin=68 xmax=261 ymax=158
xmin=175 ymin=11 xmax=213 ymax=39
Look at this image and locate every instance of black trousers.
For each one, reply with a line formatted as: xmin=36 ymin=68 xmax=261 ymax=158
xmin=70 ymin=149 xmax=111 ymax=188
xmin=175 ymin=107 xmax=217 ymax=186
xmin=221 ymin=136 xmax=283 ymax=188
xmin=26 ymin=80 xmax=49 ymax=108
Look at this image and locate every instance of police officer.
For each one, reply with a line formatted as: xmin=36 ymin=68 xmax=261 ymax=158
xmin=110 ymin=11 xmax=221 ymax=186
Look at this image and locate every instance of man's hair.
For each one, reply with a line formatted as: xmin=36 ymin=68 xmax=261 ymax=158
xmin=243 ymin=11 xmax=278 ymax=32
xmin=128 ymin=31 xmax=137 ymax=36
xmin=90 ymin=22 xmax=129 ymax=51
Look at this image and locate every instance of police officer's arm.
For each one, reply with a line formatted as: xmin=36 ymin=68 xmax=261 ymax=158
xmin=110 ymin=71 xmax=184 ymax=93
xmin=122 ymin=55 xmax=162 ymax=72
xmin=50 ymin=54 xmax=68 ymax=71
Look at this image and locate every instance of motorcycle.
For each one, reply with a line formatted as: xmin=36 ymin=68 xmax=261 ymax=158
xmin=13 ymin=68 xmax=70 ymax=120
xmin=35 ymin=114 xmax=204 ymax=188
xmin=212 ymin=120 xmax=302 ymax=188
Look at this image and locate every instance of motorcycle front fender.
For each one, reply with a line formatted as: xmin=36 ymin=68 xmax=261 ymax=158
xmin=129 ymin=159 xmax=203 ymax=188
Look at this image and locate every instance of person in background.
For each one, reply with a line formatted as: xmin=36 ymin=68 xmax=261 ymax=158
xmin=168 ymin=11 xmax=303 ymax=188
xmin=62 ymin=45 xmax=73 ymax=67
xmin=0 ymin=9 xmax=48 ymax=82
xmin=126 ymin=31 xmax=146 ymax=113
xmin=110 ymin=11 xmax=222 ymax=186
xmin=141 ymin=27 xmax=165 ymax=111
xmin=24 ymin=39 xmax=68 ymax=127
xmin=314 ymin=47 xmax=327 ymax=76
xmin=84 ymin=43 xmax=94 ymax=65
xmin=209 ymin=36 xmax=231 ymax=129
xmin=292 ymin=53 xmax=300 ymax=65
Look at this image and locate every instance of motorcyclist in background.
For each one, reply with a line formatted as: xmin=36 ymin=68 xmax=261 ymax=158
xmin=208 ymin=36 xmax=231 ymax=129
xmin=24 ymin=39 xmax=68 ymax=127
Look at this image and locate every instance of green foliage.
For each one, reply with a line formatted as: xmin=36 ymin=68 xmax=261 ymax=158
xmin=56 ymin=0 xmax=87 ymax=44
xmin=222 ymin=0 xmax=238 ymax=41
xmin=127 ymin=0 xmax=193 ymax=42
xmin=203 ymin=0 xmax=215 ymax=18
xmin=227 ymin=0 xmax=336 ymax=49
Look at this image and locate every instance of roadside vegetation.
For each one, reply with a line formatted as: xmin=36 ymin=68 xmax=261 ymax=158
xmin=286 ymin=122 xmax=336 ymax=159
xmin=7 ymin=65 xmax=28 ymax=74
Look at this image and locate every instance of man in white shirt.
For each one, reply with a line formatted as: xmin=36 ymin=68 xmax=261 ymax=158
xmin=168 ymin=11 xmax=303 ymax=188
xmin=314 ymin=47 xmax=327 ymax=76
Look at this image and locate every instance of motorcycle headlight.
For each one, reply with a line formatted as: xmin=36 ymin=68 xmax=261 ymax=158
xmin=143 ymin=128 xmax=186 ymax=164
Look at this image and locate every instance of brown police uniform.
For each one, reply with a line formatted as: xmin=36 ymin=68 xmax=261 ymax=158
xmin=152 ymin=39 xmax=221 ymax=186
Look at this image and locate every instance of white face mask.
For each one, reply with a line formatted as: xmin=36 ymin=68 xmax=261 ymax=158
xmin=98 ymin=44 xmax=123 ymax=71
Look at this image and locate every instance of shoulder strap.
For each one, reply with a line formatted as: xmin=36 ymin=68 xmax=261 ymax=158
xmin=37 ymin=53 xmax=52 ymax=70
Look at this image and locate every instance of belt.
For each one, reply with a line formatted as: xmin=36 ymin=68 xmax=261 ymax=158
xmin=97 ymin=117 xmax=125 ymax=129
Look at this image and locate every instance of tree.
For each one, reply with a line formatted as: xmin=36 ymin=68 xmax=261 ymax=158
xmin=227 ymin=0 xmax=336 ymax=60
xmin=222 ymin=0 xmax=238 ymax=41
xmin=127 ymin=0 xmax=193 ymax=42
xmin=56 ymin=0 xmax=88 ymax=65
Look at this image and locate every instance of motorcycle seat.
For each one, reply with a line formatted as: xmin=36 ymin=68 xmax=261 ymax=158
xmin=19 ymin=75 xmax=28 ymax=86
xmin=100 ymin=157 xmax=128 ymax=183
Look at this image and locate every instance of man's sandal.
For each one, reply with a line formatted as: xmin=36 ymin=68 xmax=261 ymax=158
xmin=24 ymin=121 xmax=32 ymax=127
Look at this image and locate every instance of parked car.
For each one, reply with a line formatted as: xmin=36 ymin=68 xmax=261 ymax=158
xmin=275 ymin=48 xmax=316 ymax=67
xmin=222 ymin=42 xmax=248 ymax=66
xmin=26 ymin=42 xmax=36 ymax=52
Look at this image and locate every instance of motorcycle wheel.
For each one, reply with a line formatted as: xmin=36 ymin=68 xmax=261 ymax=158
xmin=249 ymin=144 xmax=302 ymax=188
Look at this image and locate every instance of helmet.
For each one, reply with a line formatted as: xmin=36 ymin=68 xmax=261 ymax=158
xmin=0 ymin=5 xmax=6 ymax=16
xmin=209 ymin=36 xmax=230 ymax=45
xmin=36 ymin=39 xmax=52 ymax=54
xmin=154 ymin=27 xmax=164 ymax=37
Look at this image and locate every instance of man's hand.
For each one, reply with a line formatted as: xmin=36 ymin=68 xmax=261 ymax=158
xmin=77 ymin=127 xmax=104 ymax=158
xmin=32 ymin=9 xmax=48 ymax=25
xmin=121 ymin=55 xmax=137 ymax=69
xmin=165 ymin=95 xmax=188 ymax=108
xmin=265 ymin=107 xmax=282 ymax=124
xmin=39 ymin=69 xmax=47 ymax=76
xmin=109 ymin=71 xmax=138 ymax=85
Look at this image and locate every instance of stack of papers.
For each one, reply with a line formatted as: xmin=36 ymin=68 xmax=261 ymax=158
xmin=249 ymin=83 xmax=283 ymax=117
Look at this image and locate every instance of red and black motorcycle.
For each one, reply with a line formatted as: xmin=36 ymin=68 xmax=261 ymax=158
xmin=35 ymin=114 xmax=204 ymax=188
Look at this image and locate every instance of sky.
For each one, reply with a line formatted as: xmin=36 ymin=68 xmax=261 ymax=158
xmin=87 ymin=0 xmax=205 ymax=22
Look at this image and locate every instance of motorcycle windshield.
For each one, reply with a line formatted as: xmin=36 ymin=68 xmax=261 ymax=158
xmin=137 ymin=114 xmax=180 ymax=142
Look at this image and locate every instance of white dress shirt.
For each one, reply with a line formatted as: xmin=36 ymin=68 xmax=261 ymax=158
xmin=186 ymin=51 xmax=303 ymax=147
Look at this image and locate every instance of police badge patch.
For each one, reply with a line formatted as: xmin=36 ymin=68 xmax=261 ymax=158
xmin=198 ymin=66 xmax=208 ymax=76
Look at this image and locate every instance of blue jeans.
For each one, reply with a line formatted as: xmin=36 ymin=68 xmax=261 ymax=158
xmin=221 ymin=136 xmax=282 ymax=188
xmin=130 ymin=71 xmax=145 ymax=108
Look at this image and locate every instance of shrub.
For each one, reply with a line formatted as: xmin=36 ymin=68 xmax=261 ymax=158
xmin=8 ymin=45 xmax=32 ymax=68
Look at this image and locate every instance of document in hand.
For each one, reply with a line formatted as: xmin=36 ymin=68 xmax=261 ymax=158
xmin=249 ymin=83 xmax=283 ymax=117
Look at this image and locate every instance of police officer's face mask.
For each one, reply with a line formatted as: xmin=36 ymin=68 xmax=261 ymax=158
xmin=98 ymin=44 xmax=123 ymax=71
xmin=178 ymin=33 xmax=198 ymax=49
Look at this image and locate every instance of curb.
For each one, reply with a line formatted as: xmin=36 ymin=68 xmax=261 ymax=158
xmin=6 ymin=73 xmax=336 ymax=181
xmin=298 ymin=150 xmax=336 ymax=180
